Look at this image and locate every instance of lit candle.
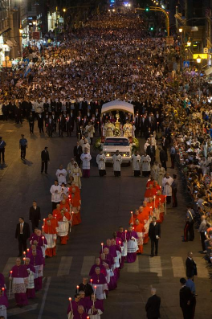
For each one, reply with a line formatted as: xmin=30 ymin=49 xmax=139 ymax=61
xmin=76 ymin=285 xmax=79 ymax=293
xmin=90 ymin=279 xmax=93 ymax=285
xmin=153 ymin=196 xmax=156 ymax=208
xmin=10 ymin=270 xmax=12 ymax=278
xmin=42 ymin=236 xmax=44 ymax=245
xmin=23 ymin=251 xmax=26 ymax=256
xmin=23 ymin=257 xmax=26 ymax=264
xmin=69 ymin=297 xmax=73 ymax=313
xmin=119 ymin=241 xmax=121 ymax=246
xmin=27 ymin=248 xmax=29 ymax=253
xmin=2 ymin=287 xmax=4 ymax=296
xmin=125 ymin=229 xmax=127 ymax=241
xmin=101 ymin=243 xmax=104 ymax=253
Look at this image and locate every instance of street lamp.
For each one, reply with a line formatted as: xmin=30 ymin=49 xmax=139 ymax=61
xmin=179 ymin=27 xmax=183 ymax=33
xmin=196 ymin=55 xmax=201 ymax=64
xmin=187 ymin=40 xmax=191 ymax=46
xmin=63 ymin=8 xmax=66 ymax=13
xmin=196 ymin=56 xmax=202 ymax=101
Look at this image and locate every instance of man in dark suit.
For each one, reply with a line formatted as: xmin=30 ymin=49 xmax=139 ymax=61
xmin=186 ymin=252 xmax=197 ymax=279
xmin=179 ymin=278 xmax=192 ymax=319
xmin=29 ymin=201 xmax=41 ymax=231
xmin=74 ymin=141 xmax=83 ymax=166
xmin=15 ymin=217 xmax=30 ymax=256
xmin=146 ymin=141 xmax=156 ymax=165
xmin=159 ymin=147 xmax=167 ymax=170
xmin=145 ymin=287 xmax=161 ymax=319
xmin=41 ymin=146 xmax=50 ymax=174
xmin=47 ymin=116 xmax=54 ymax=137
xmin=148 ymin=217 xmax=161 ymax=257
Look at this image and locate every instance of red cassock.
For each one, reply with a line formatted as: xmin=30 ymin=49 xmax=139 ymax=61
xmin=134 ymin=222 xmax=144 ymax=254
xmin=43 ymin=218 xmax=58 ymax=257
xmin=60 ymin=201 xmax=70 ymax=212
xmin=146 ymin=180 xmax=154 ymax=188
xmin=144 ymin=187 xmax=157 ymax=198
xmin=54 ymin=211 xmax=71 ymax=244
xmin=70 ymin=195 xmax=82 ymax=226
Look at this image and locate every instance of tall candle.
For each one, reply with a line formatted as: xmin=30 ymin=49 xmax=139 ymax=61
xmin=125 ymin=230 xmax=127 ymax=241
xmin=2 ymin=287 xmax=4 ymax=296
xmin=23 ymin=257 xmax=26 ymax=264
xmin=69 ymin=297 xmax=73 ymax=313
xmin=101 ymin=243 xmax=104 ymax=253
xmin=76 ymin=285 xmax=79 ymax=293
xmin=10 ymin=270 xmax=12 ymax=278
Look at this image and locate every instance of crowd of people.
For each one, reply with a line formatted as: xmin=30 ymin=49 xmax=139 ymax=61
xmin=0 ymin=7 xmax=212 ymax=319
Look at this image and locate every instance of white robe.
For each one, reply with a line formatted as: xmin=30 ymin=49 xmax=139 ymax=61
xmin=81 ymin=153 xmax=92 ymax=169
xmin=162 ymin=176 xmax=173 ymax=196
xmin=112 ymin=154 xmax=122 ymax=171
xmin=96 ymin=154 xmax=106 ymax=170
xmin=131 ymin=154 xmax=141 ymax=171
xmin=56 ymin=169 xmax=67 ymax=185
xmin=140 ymin=155 xmax=151 ymax=171
xmin=50 ymin=185 xmax=62 ymax=202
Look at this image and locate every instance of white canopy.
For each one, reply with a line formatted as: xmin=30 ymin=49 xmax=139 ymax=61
xmin=101 ymin=100 xmax=134 ymax=115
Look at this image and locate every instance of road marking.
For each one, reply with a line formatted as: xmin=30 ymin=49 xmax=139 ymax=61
xmin=8 ymin=304 xmax=38 ymax=317
xmin=171 ymin=257 xmax=186 ymax=277
xmin=195 ymin=257 xmax=209 ymax=278
xmin=149 ymin=256 xmax=162 ymax=277
xmin=127 ymin=257 xmax=139 ymax=273
xmin=57 ymin=256 xmax=73 ymax=276
xmin=38 ymin=277 xmax=51 ymax=319
xmin=2 ymin=257 xmax=17 ymax=277
xmin=81 ymin=256 xmax=95 ymax=275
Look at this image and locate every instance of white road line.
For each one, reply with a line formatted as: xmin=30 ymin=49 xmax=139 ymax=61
xmin=81 ymin=256 xmax=95 ymax=275
xmin=149 ymin=256 xmax=162 ymax=277
xmin=2 ymin=257 xmax=17 ymax=277
xmin=57 ymin=256 xmax=73 ymax=276
xmin=8 ymin=304 xmax=38 ymax=317
xmin=37 ymin=277 xmax=51 ymax=319
xmin=127 ymin=257 xmax=139 ymax=273
xmin=171 ymin=257 xmax=186 ymax=278
xmin=195 ymin=257 xmax=209 ymax=278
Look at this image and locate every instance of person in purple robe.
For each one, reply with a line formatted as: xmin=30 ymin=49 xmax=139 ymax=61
xmin=10 ymin=258 xmax=28 ymax=307
xmin=67 ymin=294 xmax=81 ymax=317
xmin=87 ymin=293 xmax=104 ymax=318
xmin=0 ymin=273 xmax=7 ymax=300
xmin=101 ymin=239 xmax=117 ymax=258
xmin=72 ymin=305 xmax=87 ymax=319
xmin=29 ymin=249 xmax=44 ymax=291
xmin=126 ymin=226 xmax=138 ymax=263
xmin=89 ymin=258 xmax=107 ymax=277
xmin=29 ymin=229 xmax=47 ymax=257
xmin=90 ymin=267 xmax=108 ymax=300
xmin=0 ymin=290 xmax=8 ymax=319
xmin=24 ymin=258 xmax=36 ymax=299
xmin=116 ymin=227 xmax=127 ymax=266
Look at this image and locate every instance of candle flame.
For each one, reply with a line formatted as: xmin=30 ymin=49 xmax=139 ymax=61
xmin=69 ymin=297 xmax=72 ymax=301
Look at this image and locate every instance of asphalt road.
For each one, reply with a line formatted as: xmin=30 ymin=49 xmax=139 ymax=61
xmin=0 ymin=120 xmax=212 ymax=319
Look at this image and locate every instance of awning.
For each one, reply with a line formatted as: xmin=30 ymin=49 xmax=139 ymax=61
xmin=205 ymin=67 xmax=212 ymax=76
xmin=101 ymin=100 xmax=134 ymax=115
xmin=0 ymin=27 xmax=11 ymax=36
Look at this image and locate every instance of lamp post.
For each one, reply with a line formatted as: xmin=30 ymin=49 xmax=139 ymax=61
xmin=179 ymin=27 xmax=183 ymax=70
xmin=196 ymin=55 xmax=201 ymax=101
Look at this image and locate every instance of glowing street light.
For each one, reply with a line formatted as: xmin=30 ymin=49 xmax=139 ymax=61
xmin=196 ymin=55 xmax=201 ymax=64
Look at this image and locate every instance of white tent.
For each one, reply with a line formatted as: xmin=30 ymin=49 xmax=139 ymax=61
xmin=101 ymin=100 xmax=134 ymax=115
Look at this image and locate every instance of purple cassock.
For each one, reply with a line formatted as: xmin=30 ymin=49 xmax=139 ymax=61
xmin=89 ymin=264 xmax=107 ymax=277
xmin=87 ymin=299 xmax=104 ymax=316
xmin=29 ymin=254 xmax=44 ymax=291
xmin=116 ymin=231 xmax=125 ymax=242
xmin=0 ymin=273 xmax=8 ymax=299
xmin=67 ymin=300 xmax=80 ymax=316
xmin=24 ymin=264 xmax=36 ymax=299
xmin=90 ymin=273 xmax=108 ymax=300
xmin=126 ymin=230 xmax=138 ymax=263
xmin=0 ymin=295 xmax=8 ymax=318
xmin=11 ymin=265 xmax=29 ymax=306
xmin=71 ymin=313 xmax=87 ymax=319
xmin=102 ymin=245 xmax=117 ymax=258
xmin=29 ymin=233 xmax=47 ymax=249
